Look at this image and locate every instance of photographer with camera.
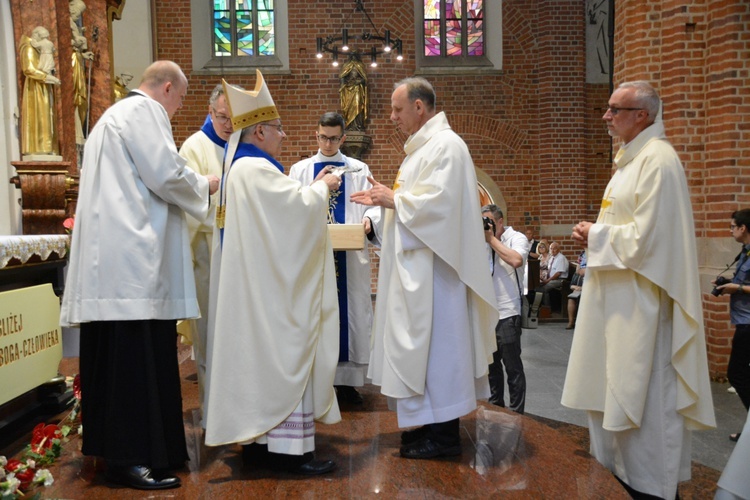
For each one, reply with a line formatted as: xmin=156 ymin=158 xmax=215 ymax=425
xmin=481 ymin=205 xmax=529 ymax=413
xmin=714 ymin=209 xmax=750 ymax=443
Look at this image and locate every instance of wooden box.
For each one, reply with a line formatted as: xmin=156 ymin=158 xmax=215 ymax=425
xmin=328 ymin=224 xmax=365 ymax=251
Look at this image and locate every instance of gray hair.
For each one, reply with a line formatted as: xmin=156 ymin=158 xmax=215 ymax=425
xmin=481 ymin=204 xmax=504 ymax=220
xmin=394 ymin=77 xmax=436 ymax=111
xmin=618 ymin=81 xmax=660 ymax=123
xmin=209 ymin=84 xmax=224 ymax=106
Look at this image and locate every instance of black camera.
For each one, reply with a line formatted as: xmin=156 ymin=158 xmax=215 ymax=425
xmin=711 ymin=276 xmax=731 ymax=296
xmin=483 ymin=216 xmax=495 ymax=231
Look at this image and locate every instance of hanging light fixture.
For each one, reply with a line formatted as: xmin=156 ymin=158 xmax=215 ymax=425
xmin=315 ymin=0 xmax=403 ymax=68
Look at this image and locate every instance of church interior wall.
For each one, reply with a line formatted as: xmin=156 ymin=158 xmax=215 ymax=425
xmin=3 ymin=0 xmax=748 ymax=377
xmin=611 ymin=0 xmax=750 ymax=377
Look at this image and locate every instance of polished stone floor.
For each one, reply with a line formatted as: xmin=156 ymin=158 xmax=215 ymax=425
xmin=2 ymin=321 xmax=743 ymax=498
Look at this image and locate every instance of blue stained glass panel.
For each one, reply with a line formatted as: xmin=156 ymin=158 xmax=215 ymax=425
xmin=236 ymin=9 xmax=253 ymax=55
xmin=213 ymin=0 xmax=231 ymax=56
xmin=257 ymin=4 xmax=275 ymax=55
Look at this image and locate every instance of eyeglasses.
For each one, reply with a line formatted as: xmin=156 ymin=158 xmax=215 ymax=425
xmin=261 ymin=123 xmax=284 ymax=133
xmin=604 ymin=105 xmax=644 ymax=116
xmin=211 ymin=108 xmax=231 ymax=125
xmin=317 ymin=134 xmax=342 ymax=144
xmin=730 ymin=224 xmax=738 ymax=230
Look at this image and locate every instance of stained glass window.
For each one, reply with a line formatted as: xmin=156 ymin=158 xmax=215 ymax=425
xmin=213 ymin=0 xmax=275 ymax=58
xmin=423 ymin=0 xmax=484 ymax=58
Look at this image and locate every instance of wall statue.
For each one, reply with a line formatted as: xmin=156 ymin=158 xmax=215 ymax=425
xmin=339 ymin=57 xmax=368 ymax=132
xmin=19 ymin=26 xmax=61 ymax=156
xmin=113 ymin=72 xmax=133 ymax=101
xmin=70 ymin=0 xmax=95 ymax=145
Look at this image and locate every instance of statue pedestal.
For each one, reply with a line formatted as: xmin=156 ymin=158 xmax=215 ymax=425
xmin=22 ymin=154 xmax=63 ymax=162
xmin=341 ymin=131 xmax=372 ymax=160
xmin=10 ymin=160 xmax=72 ymax=235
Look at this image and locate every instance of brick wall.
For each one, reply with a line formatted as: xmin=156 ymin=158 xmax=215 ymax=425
xmin=150 ymin=1 xmax=750 ymax=377
xmin=614 ymin=0 xmax=750 ymax=377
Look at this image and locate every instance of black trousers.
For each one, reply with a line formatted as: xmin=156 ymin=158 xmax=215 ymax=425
xmin=488 ymin=315 xmax=526 ymax=414
xmin=79 ymin=320 xmax=188 ymax=469
xmin=728 ymin=324 xmax=750 ymax=411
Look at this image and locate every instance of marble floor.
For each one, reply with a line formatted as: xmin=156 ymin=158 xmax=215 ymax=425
xmin=1 ymin=321 xmax=743 ymax=498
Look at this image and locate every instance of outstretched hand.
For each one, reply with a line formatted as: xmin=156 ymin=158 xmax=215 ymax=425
xmin=350 ymin=176 xmax=395 ymax=209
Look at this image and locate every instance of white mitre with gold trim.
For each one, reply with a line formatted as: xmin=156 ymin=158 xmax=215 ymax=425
xmin=217 ymin=71 xmax=280 ymax=230
xmin=222 ymin=70 xmax=280 ymax=130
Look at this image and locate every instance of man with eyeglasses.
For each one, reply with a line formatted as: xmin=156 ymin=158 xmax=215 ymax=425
xmin=177 ymin=84 xmax=235 ymax=417
xmin=562 ymin=81 xmax=715 ymax=498
xmin=714 ymin=209 xmax=750 ymax=445
xmin=289 ymin=112 xmax=381 ymax=406
xmin=204 ymin=72 xmax=342 ymax=475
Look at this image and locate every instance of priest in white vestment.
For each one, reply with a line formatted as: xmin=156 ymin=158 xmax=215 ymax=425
xmin=177 ymin=83 xmax=234 ymax=415
xmin=351 ymin=77 xmax=497 ymax=459
xmin=60 ymin=61 xmax=219 ymax=491
xmin=562 ymin=81 xmax=715 ymax=498
xmin=203 ymin=72 xmax=343 ymax=475
xmin=289 ymin=112 xmax=381 ymax=405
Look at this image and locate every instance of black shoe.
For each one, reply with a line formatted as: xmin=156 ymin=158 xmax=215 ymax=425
xmin=288 ymin=459 xmax=336 ymax=475
xmin=335 ymin=386 xmax=364 ymax=405
xmin=105 ymin=465 xmax=181 ymax=490
xmin=401 ymin=425 xmax=429 ymax=445
xmin=400 ymin=437 xmax=462 ymax=459
xmin=242 ymin=443 xmax=269 ymax=466
xmin=730 ymin=432 xmax=742 ymax=442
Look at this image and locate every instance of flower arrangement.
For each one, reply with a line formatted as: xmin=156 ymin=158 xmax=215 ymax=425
xmin=0 ymin=375 xmax=81 ymax=499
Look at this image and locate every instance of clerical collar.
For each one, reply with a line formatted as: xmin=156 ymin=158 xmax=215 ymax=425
xmin=200 ymin=114 xmax=227 ymax=148
xmin=316 ymin=149 xmax=344 ymax=162
xmin=232 ymin=142 xmax=284 ymax=173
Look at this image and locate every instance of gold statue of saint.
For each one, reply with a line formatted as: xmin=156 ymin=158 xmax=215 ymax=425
xmin=339 ymin=57 xmax=368 ymax=131
xmin=70 ymin=0 xmax=94 ymax=145
xmin=20 ymin=26 xmax=61 ymax=156
xmin=113 ymin=72 xmax=134 ymax=101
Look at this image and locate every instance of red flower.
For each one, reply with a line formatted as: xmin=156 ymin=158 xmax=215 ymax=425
xmin=73 ymin=374 xmax=82 ymax=400
xmin=63 ymin=217 xmax=75 ymax=231
xmin=5 ymin=458 xmax=24 ymax=472
xmin=4 ymin=458 xmax=34 ymax=490
xmin=30 ymin=423 xmax=61 ymax=453
xmin=14 ymin=467 xmax=35 ymax=490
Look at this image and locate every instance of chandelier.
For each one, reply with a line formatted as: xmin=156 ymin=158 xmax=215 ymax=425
xmin=315 ymin=0 xmax=403 ymax=68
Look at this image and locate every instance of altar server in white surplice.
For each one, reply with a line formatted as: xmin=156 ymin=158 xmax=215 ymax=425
xmin=60 ymin=61 xmax=219 ymax=491
xmin=351 ymin=77 xmax=497 ymax=460
xmin=204 ymin=72 xmax=342 ymax=475
xmin=561 ymin=81 xmax=715 ymax=499
xmin=177 ymin=83 xmax=234 ymax=416
xmin=289 ymin=112 xmax=381 ymax=406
